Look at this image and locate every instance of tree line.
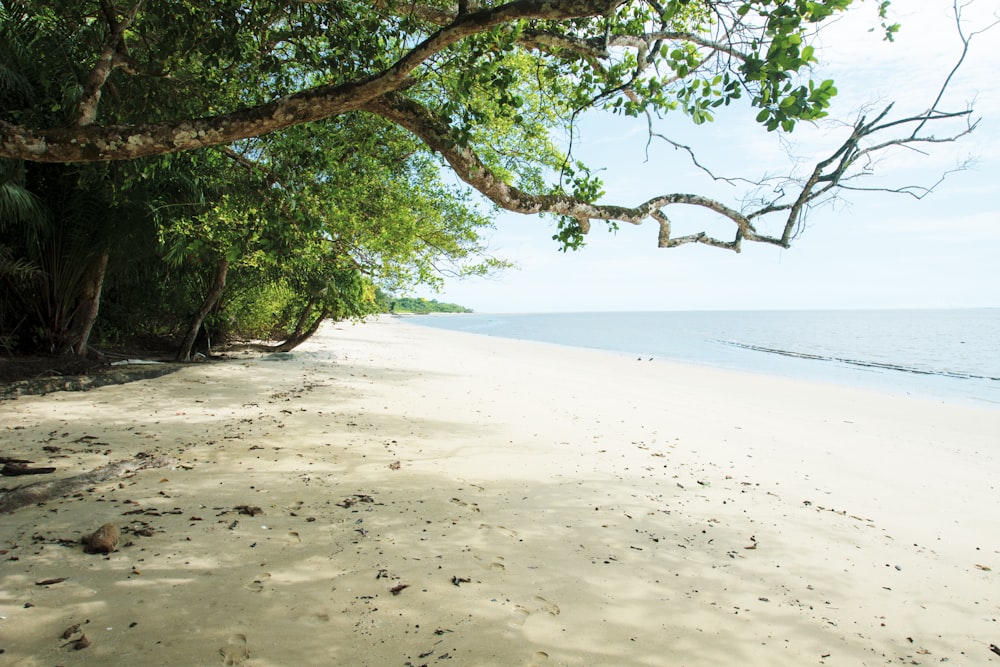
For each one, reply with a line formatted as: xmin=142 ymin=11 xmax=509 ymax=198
xmin=385 ymin=296 xmax=473 ymax=314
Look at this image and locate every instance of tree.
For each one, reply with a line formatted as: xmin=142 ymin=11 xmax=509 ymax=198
xmin=0 ymin=0 xmax=985 ymax=256
xmin=157 ymin=108 xmax=506 ymax=358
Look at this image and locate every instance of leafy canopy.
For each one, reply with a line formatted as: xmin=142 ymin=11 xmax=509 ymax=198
xmin=2 ymin=0 xmax=973 ymax=260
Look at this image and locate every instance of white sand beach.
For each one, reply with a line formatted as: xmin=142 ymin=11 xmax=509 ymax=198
xmin=1 ymin=316 xmax=998 ymax=666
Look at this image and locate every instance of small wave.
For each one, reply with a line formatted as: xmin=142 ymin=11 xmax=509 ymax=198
xmin=715 ymin=340 xmax=1000 ymax=382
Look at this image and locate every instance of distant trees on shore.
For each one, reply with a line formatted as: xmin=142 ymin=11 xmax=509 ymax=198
xmin=385 ymin=297 xmax=472 ymax=315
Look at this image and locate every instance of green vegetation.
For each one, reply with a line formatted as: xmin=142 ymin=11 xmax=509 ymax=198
xmin=387 ymin=298 xmax=473 ymax=315
xmin=0 ymin=3 xmax=506 ymax=357
xmin=0 ymin=1 xmax=973 ymax=358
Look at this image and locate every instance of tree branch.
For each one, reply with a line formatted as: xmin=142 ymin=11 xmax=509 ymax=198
xmin=367 ymin=0 xmax=752 ymax=66
xmin=1 ymin=0 xmax=623 ymax=162
xmin=369 ymin=0 xmax=461 ymax=24
xmin=3 ymin=1 xmax=986 ymax=259
xmin=911 ymin=0 xmax=999 ymax=137
xmin=76 ymin=0 xmax=145 ymax=127
xmin=364 ymin=92 xmax=759 ymax=250
xmin=219 ymin=145 xmax=281 ymax=187
xmin=369 ymin=22 xmax=981 ymax=257
xmin=739 ymin=11 xmax=983 ymax=249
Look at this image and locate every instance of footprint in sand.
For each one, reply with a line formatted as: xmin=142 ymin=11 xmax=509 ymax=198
xmin=512 ymin=605 xmax=531 ymax=626
xmin=527 ymin=650 xmax=550 ymax=666
xmin=473 ymin=554 xmax=506 ymax=572
xmin=244 ymin=572 xmax=271 ymax=593
xmin=511 ymin=597 xmax=561 ymax=626
xmin=479 ymin=523 xmax=518 ymax=538
xmin=533 ymin=596 xmax=560 ymax=616
xmin=220 ymin=633 xmax=250 ymax=665
xmin=450 ymin=497 xmax=481 ymax=513
xmin=300 ymin=612 xmax=331 ymax=626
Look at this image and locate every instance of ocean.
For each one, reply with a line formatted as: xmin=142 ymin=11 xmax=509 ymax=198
xmin=405 ymin=309 xmax=1000 ymax=409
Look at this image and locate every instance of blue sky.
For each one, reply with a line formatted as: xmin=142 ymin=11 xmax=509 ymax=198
xmin=416 ymin=0 xmax=1000 ymax=313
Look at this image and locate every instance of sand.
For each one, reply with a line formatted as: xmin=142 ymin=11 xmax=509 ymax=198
xmin=1 ymin=316 xmax=998 ymax=666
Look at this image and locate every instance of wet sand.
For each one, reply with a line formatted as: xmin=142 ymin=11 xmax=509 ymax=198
xmin=1 ymin=316 xmax=998 ymax=666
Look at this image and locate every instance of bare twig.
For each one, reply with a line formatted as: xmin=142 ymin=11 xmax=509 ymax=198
xmin=912 ymin=0 xmax=999 ymax=137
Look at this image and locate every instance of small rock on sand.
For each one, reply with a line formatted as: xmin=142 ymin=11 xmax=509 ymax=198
xmin=82 ymin=523 xmax=120 ymax=554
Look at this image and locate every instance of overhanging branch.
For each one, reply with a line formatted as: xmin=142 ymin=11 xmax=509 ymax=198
xmin=0 ymin=0 xmax=624 ymax=162
xmin=364 ymin=92 xmax=761 ymax=251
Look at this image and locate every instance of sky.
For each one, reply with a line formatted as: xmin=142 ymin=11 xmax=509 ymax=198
xmin=414 ymin=0 xmax=1000 ymax=313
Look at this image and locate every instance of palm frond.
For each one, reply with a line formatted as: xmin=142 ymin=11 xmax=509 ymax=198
xmin=0 ymin=245 xmax=41 ymax=282
xmin=0 ymin=177 xmax=48 ymax=231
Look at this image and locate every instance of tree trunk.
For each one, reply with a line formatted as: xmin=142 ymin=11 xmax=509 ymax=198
xmin=288 ymin=297 xmax=319 ymax=340
xmin=67 ymin=247 xmax=109 ymax=357
xmin=273 ymin=302 xmax=329 ymax=353
xmin=176 ymin=258 xmax=229 ymax=362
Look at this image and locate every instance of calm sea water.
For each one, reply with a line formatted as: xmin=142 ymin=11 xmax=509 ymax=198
xmin=406 ymin=309 xmax=1000 ymax=408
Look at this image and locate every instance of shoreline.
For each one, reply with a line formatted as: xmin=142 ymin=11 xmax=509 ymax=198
xmin=1 ymin=316 xmax=998 ymax=665
xmin=400 ymin=310 xmax=1000 ymax=410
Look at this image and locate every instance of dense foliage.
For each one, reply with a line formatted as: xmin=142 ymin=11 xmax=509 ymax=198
xmin=0 ymin=2 xmax=508 ymax=357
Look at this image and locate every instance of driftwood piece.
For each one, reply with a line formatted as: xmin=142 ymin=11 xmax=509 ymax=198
xmin=2 ymin=463 xmax=57 ymax=476
xmin=0 ymin=454 xmax=175 ymax=514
